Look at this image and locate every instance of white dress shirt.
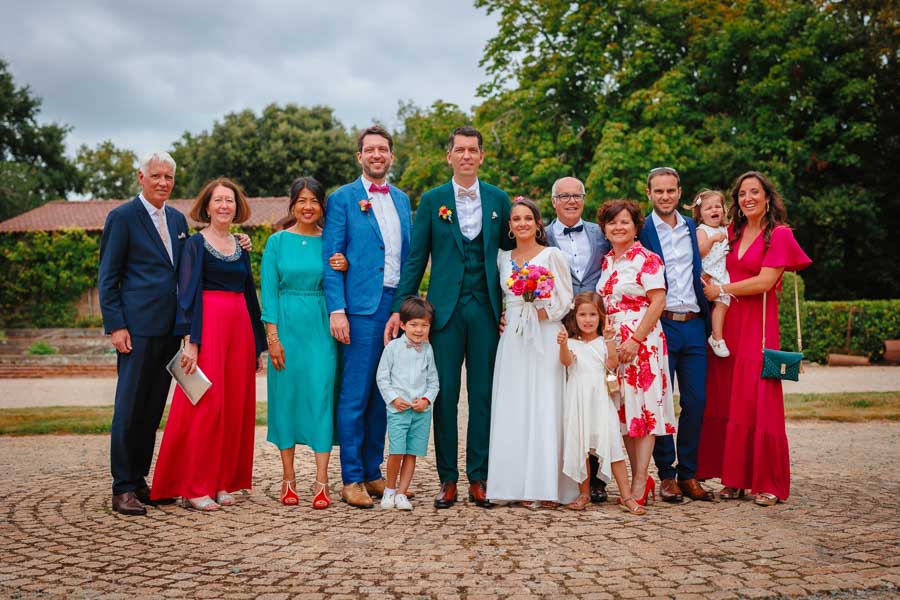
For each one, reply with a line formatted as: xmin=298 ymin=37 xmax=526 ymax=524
xmin=651 ymin=211 xmax=700 ymax=313
xmin=551 ymin=219 xmax=590 ymax=281
xmin=139 ymin=193 xmax=173 ymax=263
xmin=361 ymin=176 xmax=403 ymax=288
xmin=451 ymin=178 xmax=483 ymax=241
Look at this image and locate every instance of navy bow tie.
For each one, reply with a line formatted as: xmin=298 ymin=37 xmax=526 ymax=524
xmin=562 ymin=224 xmax=584 ymax=235
xmin=368 ymin=183 xmax=390 ymax=194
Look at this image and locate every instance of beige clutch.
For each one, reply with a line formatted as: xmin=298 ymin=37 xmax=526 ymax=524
xmin=166 ymin=349 xmax=212 ymax=405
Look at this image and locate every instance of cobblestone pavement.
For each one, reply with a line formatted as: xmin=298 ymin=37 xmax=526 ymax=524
xmin=1 ymin=421 xmax=899 ymax=599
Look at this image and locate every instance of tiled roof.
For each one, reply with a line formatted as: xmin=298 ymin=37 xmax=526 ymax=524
xmin=0 ymin=197 xmax=293 ymax=233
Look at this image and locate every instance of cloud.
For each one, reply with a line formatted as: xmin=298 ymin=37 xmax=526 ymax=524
xmin=0 ymin=0 xmax=497 ymax=157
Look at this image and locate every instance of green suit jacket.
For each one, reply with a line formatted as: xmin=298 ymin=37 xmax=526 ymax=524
xmin=392 ymin=180 xmax=512 ymax=330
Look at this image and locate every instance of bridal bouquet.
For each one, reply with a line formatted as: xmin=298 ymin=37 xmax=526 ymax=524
xmin=506 ymin=262 xmax=555 ymax=302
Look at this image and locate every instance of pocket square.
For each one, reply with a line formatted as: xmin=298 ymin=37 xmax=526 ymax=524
xmin=178 ymin=232 xmax=187 ymax=239
xmin=492 ymin=211 xmax=498 ymax=220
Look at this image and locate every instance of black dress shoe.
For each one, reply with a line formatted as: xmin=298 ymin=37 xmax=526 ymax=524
xmin=112 ymin=492 xmax=147 ymax=516
xmin=589 ymin=483 xmax=608 ymax=504
xmin=135 ymin=486 xmax=176 ymax=506
xmin=434 ymin=481 xmax=458 ymax=509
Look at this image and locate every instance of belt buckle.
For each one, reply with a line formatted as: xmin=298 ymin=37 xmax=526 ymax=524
xmin=672 ymin=312 xmax=687 ymax=322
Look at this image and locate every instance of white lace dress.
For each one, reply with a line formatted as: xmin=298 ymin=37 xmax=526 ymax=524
xmin=487 ymin=246 xmax=579 ymax=504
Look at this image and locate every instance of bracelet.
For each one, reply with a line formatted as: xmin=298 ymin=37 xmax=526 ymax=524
xmin=268 ymin=337 xmax=280 ymax=345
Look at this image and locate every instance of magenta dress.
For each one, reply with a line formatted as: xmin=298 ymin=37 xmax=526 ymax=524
xmin=696 ymin=226 xmax=811 ymax=500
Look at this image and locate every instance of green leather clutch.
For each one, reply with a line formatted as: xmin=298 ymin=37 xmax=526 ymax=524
xmin=761 ymin=348 xmax=803 ymax=381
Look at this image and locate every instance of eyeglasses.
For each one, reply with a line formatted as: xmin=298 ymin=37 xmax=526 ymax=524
xmin=553 ymin=193 xmax=585 ymax=203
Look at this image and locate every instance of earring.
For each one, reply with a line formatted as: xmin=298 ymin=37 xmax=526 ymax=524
xmin=536 ymin=228 xmax=545 ymax=240
xmin=508 ymin=230 xmax=515 ymax=239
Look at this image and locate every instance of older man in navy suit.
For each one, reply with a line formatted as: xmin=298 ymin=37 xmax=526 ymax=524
xmin=545 ymin=176 xmax=611 ymax=502
xmin=638 ymin=167 xmax=714 ymax=503
xmin=99 ymin=152 xmax=189 ymax=516
xmin=323 ymin=125 xmax=412 ymax=508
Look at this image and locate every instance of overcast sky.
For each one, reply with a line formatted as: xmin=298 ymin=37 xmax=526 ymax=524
xmin=0 ymin=1 xmax=499 ymax=159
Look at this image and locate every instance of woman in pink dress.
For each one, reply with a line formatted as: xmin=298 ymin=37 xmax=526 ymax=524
xmin=696 ymin=171 xmax=811 ymax=506
xmin=596 ymin=200 xmax=676 ymax=508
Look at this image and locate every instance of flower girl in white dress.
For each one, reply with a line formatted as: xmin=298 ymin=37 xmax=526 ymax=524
xmin=558 ymin=291 xmax=645 ymax=515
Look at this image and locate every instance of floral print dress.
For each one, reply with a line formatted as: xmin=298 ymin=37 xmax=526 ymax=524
xmin=597 ymin=242 xmax=676 ymax=438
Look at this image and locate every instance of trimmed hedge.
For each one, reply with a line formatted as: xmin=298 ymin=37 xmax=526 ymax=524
xmin=804 ymin=299 xmax=900 ymax=364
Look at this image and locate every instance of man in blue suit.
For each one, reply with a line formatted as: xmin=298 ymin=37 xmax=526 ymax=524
xmin=638 ymin=167 xmax=714 ymax=503
xmin=323 ymin=125 xmax=412 ymax=508
xmin=98 ymin=152 xmax=188 ymax=516
xmin=545 ymin=176 xmax=612 ymax=503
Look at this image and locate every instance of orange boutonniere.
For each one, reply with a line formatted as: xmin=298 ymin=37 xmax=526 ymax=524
xmin=359 ymin=198 xmax=372 ymax=212
xmin=439 ymin=205 xmax=453 ymax=223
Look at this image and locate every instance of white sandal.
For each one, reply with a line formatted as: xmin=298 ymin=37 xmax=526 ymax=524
xmin=183 ymin=496 xmax=221 ymax=511
xmin=216 ymin=491 xmax=236 ymax=506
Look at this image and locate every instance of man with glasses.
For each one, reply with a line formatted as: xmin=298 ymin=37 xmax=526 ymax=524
xmin=639 ymin=167 xmax=714 ymax=503
xmin=545 ymin=176 xmax=611 ymax=502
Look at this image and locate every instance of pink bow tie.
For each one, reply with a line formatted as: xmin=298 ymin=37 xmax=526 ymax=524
xmin=406 ymin=339 xmax=423 ymax=352
xmin=369 ymin=183 xmax=390 ymax=194
xmin=457 ymin=188 xmax=477 ymax=200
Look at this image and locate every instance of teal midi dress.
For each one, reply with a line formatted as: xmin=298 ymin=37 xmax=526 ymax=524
xmin=261 ymin=230 xmax=337 ymax=452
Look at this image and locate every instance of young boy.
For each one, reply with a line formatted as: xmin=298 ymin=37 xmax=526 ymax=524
xmin=375 ymin=297 xmax=439 ymax=510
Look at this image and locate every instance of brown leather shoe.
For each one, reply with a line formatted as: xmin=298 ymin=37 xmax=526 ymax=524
xmin=679 ymin=478 xmax=715 ymax=501
xmin=364 ymin=478 xmax=386 ymax=498
xmin=112 ymin=492 xmax=147 ymax=516
xmin=341 ymin=482 xmax=374 ymax=508
xmin=659 ymin=478 xmax=684 ymax=503
xmin=434 ymin=481 xmax=457 ymax=509
xmin=135 ymin=486 xmax=176 ymax=506
xmin=468 ymin=480 xmax=494 ymax=508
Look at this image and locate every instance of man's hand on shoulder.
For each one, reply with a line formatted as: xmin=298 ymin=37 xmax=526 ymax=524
xmin=236 ymin=233 xmax=252 ymax=251
xmin=384 ymin=312 xmax=401 ymax=346
xmin=110 ymin=328 xmax=132 ymax=354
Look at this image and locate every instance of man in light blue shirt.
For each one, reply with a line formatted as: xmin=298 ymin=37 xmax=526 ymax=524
xmin=639 ymin=167 xmax=714 ymax=503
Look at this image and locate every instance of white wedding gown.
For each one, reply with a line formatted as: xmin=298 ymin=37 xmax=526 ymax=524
xmin=486 ymin=246 xmax=579 ymax=504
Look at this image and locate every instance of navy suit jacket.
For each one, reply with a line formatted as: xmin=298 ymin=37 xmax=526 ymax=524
xmin=322 ymin=177 xmax=412 ymax=316
xmin=98 ymin=196 xmax=190 ymax=337
xmin=545 ymin=219 xmax=611 ymax=294
xmin=639 ymin=213 xmax=711 ymax=333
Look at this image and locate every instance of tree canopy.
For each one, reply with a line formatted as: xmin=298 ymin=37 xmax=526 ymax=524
xmin=75 ymin=140 xmax=137 ymax=199
xmin=170 ymin=103 xmax=359 ymax=199
xmin=0 ymin=59 xmax=79 ymax=221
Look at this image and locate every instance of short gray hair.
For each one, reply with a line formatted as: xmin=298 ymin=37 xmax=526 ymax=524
xmin=139 ymin=151 xmax=177 ymax=175
xmin=551 ymin=176 xmax=585 ymax=198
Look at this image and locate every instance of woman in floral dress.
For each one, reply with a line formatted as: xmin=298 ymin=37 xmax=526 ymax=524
xmin=596 ymin=199 xmax=675 ymax=506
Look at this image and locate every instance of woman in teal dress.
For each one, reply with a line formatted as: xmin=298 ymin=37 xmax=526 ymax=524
xmin=261 ymin=177 xmax=345 ymax=509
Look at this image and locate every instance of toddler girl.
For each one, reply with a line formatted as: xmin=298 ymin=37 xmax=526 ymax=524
xmin=693 ymin=189 xmax=731 ymax=357
xmin=557 ymin=291 xmax=644 ymax=515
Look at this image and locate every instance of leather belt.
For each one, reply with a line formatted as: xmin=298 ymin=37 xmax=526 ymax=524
xmin=661 ymin=310 xmax=701 ymax=322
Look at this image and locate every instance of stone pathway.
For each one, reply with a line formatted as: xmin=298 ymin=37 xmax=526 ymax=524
xmin=1 ymin=421 xmax=899 ymax=599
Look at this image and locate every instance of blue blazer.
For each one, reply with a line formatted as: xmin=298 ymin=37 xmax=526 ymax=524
xmin=639 ymin=213 xmax=711 ymax=333
xmin=545 ymin=219 xmax=611 ymax=295
xmin=322 ymin=177 xmax=412 ymax=315
xmin=98 ymin=196 xmax=190 ymax=336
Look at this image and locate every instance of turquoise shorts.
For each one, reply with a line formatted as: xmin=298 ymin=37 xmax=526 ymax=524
xmin=386 ymin=408 xmax=431 ymax=456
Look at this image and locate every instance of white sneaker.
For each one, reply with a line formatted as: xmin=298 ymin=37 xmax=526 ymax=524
xmin=708 ymin=335 xmax=730 ymax=358
xmin=394 ymin=493 xmax=413 ymax=511
xmin=380 ymin=490 xmax=396 ymax=509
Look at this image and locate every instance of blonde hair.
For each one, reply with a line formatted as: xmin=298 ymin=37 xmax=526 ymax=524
xmin=687 ymin=189 xmax=727 ymax=225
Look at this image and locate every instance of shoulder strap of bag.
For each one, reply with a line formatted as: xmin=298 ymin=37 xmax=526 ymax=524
xmin=762 ymin=273 xmax=803 ymax=353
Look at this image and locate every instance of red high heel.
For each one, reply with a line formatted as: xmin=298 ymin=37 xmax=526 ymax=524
xmin=280 ymin=479 xmax=299 ymax=506
xmin=312 ymin=481 xmax=331 ymax=509
xmin=636 ymin=476 xmax=655 ymax=506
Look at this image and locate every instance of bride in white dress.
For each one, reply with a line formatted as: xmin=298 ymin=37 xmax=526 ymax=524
xmin=487 ymin=198 xmax=578 ymax=506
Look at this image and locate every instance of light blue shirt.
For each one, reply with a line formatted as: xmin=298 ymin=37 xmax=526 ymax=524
xmin=139 ymin=193 xmax=173 ymax=263
xmin=376 ymin=334 xmax=439 ymax=414
xmin=651 ymin=211 xmax=700 ymax=313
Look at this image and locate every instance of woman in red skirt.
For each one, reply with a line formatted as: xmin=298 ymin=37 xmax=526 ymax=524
xmin=151 ymin=178 xmax=266 ymax=511
xmin=696 ymin=171 xmax=810 ymax=506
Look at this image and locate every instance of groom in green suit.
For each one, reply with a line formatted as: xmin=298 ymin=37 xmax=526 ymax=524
xmin=386 ymin=126 xmax=512 ymax=509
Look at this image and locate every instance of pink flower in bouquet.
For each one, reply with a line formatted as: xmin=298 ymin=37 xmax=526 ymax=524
xmin=507 ymin=261 xmax=554 ymax=302
xmin=511 ymin=279 xmax=527 ymax=295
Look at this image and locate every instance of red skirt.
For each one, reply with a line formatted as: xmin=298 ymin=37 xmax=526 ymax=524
xmin=152 ymin=291 xmax=257 ymax=500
